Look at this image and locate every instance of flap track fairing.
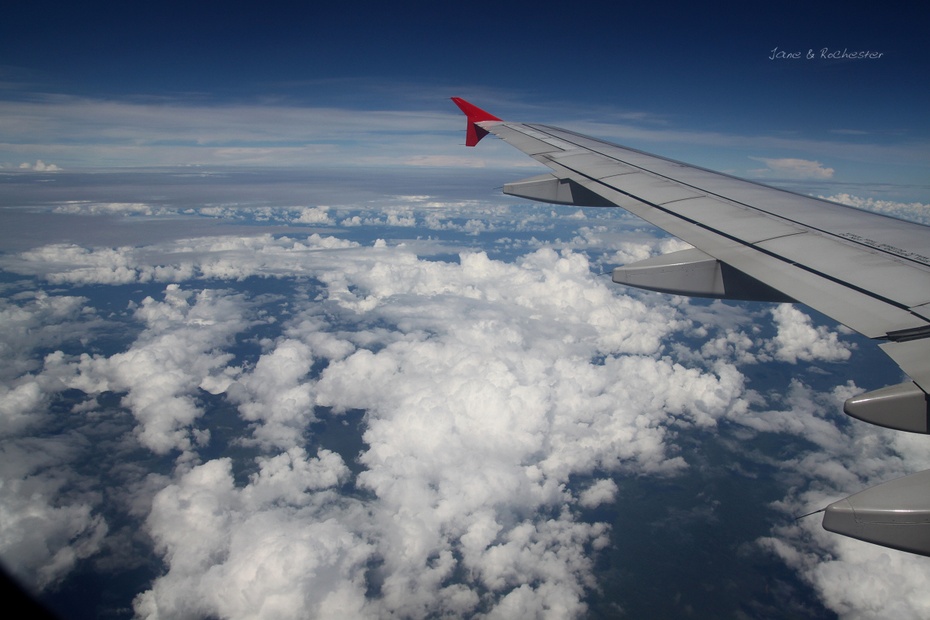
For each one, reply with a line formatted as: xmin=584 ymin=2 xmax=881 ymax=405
xmin=824 ymin=469 xmax=930 ymax=556
xmin=844 ymin=381 xmax=930 ymax=434
xmin=610 ymin=248 xmax=793 ymax=302
xmin=503 ymin=174 xmax=614 ymax=207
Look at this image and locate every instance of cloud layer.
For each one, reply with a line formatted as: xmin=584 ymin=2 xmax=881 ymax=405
xmin=1 ymin=200 xmax=928 ymax=618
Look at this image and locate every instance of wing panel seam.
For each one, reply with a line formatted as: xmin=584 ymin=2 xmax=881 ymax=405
xmin=521 ymin=124 xmax=930 ymax=269
xmin=544 ymin=157 xmax=929 ymax=333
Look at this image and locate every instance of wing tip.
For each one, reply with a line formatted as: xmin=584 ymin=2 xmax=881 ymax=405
xmin=451 ymin=97 xmax=501 ymax=146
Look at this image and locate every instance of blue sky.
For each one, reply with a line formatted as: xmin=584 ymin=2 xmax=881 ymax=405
xmin=2 ymin=0 xmax=928 ymax=202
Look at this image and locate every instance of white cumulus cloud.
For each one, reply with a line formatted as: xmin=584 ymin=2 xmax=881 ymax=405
xmin=766 ymin=303 xmax=853 ymax=364
xmin=17 ymin=159 xmax=60 ymax=172
xmin=751 ymin=157 xmax=835 ymax=179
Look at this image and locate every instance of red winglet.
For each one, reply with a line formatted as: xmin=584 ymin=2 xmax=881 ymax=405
xmin=451 ymin=97 xmax=501 ymax=147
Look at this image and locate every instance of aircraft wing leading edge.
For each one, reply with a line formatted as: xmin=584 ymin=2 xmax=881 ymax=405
xmin=451 ymin=97 xmax=930 ymax=557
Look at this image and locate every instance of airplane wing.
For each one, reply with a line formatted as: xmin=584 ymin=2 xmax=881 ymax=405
xmin=452 ymin=97 xmax=930 ymax=557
